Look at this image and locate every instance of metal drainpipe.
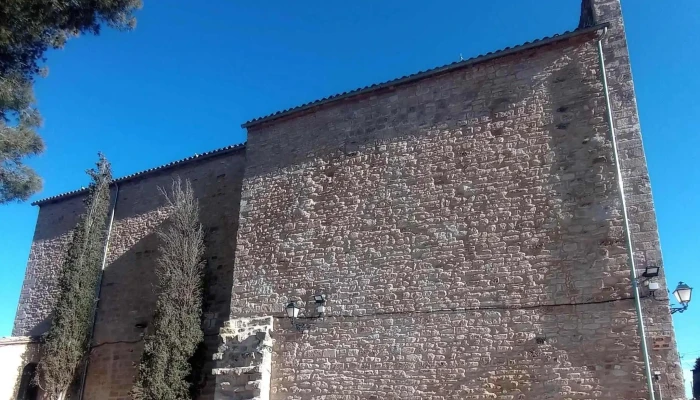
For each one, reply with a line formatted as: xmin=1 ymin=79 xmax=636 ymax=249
xmin=596 ymin=27 xmax=656 ymax=400
xmin=78 ymin=182 xmax=119 ymax=400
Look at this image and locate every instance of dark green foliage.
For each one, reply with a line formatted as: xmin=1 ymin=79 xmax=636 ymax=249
xmin=185 ymin=268 xmax=217 ymax=398
xmin=695 ymin=357 xmax=700 ymax=371
xmin=186 ymin=341 xmax=209 ymax=399
xmin=0 ymin=0 xmax=141 ymax=204
xmin=0 ymin=0 xmax=141 ymax=80
xmin=36 ymin=154 xmax=112 ymax=400
xmin=131 ymin=179 xmax=205 ymax=400
xmin=0 ymin=75 xmax=43 ymax=203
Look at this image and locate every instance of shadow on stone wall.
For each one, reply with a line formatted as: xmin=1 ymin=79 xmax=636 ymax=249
xmin=544 ymin=42 xmax=626 ymax=305
xmin=84 ymin=207 xmax=238 ymax=399
xmin=24 ymin=318 xmax=52 ymax=339
xmin=234 ymin=36 xmax=657 ymax=399
xmin=527 ymin=39 xmax=644 ymax=399
xmin=82 ymin=226 xmax=160 ymax=399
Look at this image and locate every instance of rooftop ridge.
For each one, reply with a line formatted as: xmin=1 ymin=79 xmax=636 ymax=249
xmin=242 ymin=23 xmax=608 ymax=129
xmin=32 ymin=142 xmax=246 ymax=206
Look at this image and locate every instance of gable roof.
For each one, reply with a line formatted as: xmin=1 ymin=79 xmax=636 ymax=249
xmin=32 ymin=143 xmax=246 ymax=206
xmin=242 ymin=23 xmax=607 ymax=129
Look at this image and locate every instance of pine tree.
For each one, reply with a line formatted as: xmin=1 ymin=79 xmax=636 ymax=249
xmin=131 ymin=178 xmax=205 ymax=400
xmin=0 ymin=0 xmax=140 ymax=203
xmin=36 ymin=154 xmax=112 ymax=400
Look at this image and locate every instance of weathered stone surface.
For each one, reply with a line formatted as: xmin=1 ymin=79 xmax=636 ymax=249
xmin=13 ymin=149 xmax=246 ymax=400
xmin=272 ymin=306 xmax=650 ymax=399
xmin=13 ymin=195 xmax=85 ymax=337
xmin=10 ymin=1 xmax=684 ymax=399
xmin=591 ymin=0 xmax=685 ymax=398
xmin=227 ymin=2 xmax=683 ymax=399
xmin=214 ymin=317 xmax=274 ymax=400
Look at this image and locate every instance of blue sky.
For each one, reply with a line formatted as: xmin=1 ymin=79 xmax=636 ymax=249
xmin=0 ymin=0 xmax=698 ymax=395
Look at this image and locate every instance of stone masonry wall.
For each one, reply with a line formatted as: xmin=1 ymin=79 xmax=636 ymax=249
xmin=213 ymin=317 xmax=274 ymax=400
xmin=273 ymin=304 xmax=641 ymax=399
xmin=11 ymin=1 xmax=683 ymax=399
xmin=230 ymin=4 xmax=682 ymax=397
xmin=13 ymin=195 xmax=86 ymax=337
xmin=12 ymin=147 xmax=246 ymax=400
xmin=82 ymin=149 xmax=246 ymax=400
xmin=583 ymin=0 xmax=685 ymax=398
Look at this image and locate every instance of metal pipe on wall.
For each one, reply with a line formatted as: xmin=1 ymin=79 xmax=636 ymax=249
xmin=596 ymin=27 xmax=656 ymax=400
xmin=78 ymin=182 xmax=119 ymax=400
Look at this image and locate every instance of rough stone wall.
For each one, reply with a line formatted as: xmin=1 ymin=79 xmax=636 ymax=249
xmin=230 ymin=8 xmax=682 ymax=399
xmin=586 ymin=0 xmax=684 ymax=397
xmin=273 ymin=305 xmax=642 ymax=399
xmin=13 ymin=196 xmax=86 ymax=337
xmin=213 ymin=317 xmax=274 ymax=400
xmin=82 ymin=149 xmax=246 ymax=400
xmin=10 ymin=1 xmax=683 ymax=399
xmin=12 ymin=148 xmax=246 ymax=400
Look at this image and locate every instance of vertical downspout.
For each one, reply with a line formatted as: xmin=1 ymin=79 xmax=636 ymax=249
xmin=596 ymin=27 xmax=656 ymax=400
xmin=78 ymin=182 xmax=119 ymax=400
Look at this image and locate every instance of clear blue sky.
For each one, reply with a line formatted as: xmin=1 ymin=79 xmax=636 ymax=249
xmin=0 ymin=0 xmax=698 ymax=395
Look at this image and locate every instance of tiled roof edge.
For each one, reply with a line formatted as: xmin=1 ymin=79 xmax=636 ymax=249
xmin=32 ymin=142 xmax=247 ymax=206
xmin=242 ymin=23 xmax=609 ymax=129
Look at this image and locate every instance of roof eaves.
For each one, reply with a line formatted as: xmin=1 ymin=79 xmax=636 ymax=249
xmin=242 ymin=23 xmax=608 ymax=129
xmin=32 ymin=142 xmax=246 ymax=206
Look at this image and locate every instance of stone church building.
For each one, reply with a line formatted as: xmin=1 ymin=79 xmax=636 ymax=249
xmin=1 ymin=0 xmax=687 ymax=399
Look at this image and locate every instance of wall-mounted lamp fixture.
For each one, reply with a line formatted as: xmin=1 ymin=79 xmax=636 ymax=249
xmin=285 ymin=301 xmax=310 ymax=332
xmin=285 ymin=295 xmax=327 ymax=331
xmin=134 ymin=322 xmax=148 ymax=338
xmin=313 ymin=294 xmax=326 ymax=316
xmin=285 ymin=302 xmax=300 ymax=319
xmin=638 ymin=265 xmax=662 ymax=298
xmin=642 ymin=265 xmax=661 ymax=278
xmin=671 ymin=282 xmax=693 ymax=314
xmin=639 ymin=265 xmax=663 ymax=298
xmin=652 ymin=371 xmax=663 ymax=397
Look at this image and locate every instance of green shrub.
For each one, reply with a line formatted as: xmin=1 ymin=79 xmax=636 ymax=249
xmin=131 ymin=178 xmax=205 ymax=400
xmin=36 ymin=154 xmax=112 ymax=400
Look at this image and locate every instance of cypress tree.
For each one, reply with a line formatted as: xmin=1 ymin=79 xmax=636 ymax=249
xmin=131 ymin=178 xmax=205 ymax=400
xmin=36 ymin=153 xmax=112 ymax=400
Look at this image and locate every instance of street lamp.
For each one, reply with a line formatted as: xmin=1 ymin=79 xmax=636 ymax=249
xmin=285 ymin=301 xmax=311 ymax=332
xmin=313 ymin=294 xmax=326 ymax=316
xmin=285 ymin=302 xmax=300 ymax=318
xmin=671 ymin=282 xmax=692 ymax=314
